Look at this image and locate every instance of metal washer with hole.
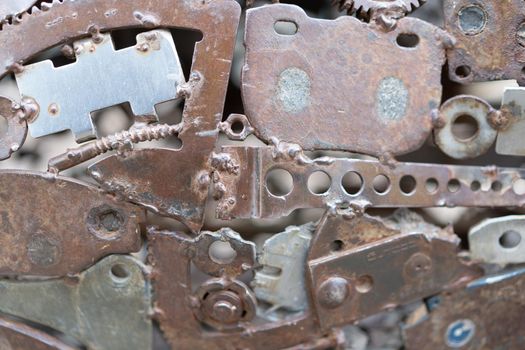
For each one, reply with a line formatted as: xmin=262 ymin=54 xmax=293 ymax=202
xmin=434 ymin=95 xmax=497 ymax=159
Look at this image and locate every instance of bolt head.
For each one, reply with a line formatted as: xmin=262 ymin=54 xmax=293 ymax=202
xmin=317 ymin=277 xmax=349 ymax=309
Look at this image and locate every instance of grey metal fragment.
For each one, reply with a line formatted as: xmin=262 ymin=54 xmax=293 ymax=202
xmin=496 ymin=88 xmax=525 ymax=156
xmin=253 ymin=223 xmax=314 ymax=312
xmin=376 ymin=77 xmax=408 ymax=121
xmin=0 ymin=255 xmax=152 ymax=350
xmin=469 ymin=215 xmax=525 ymax=265
xmin=277 ymin=67 xmax=311 ymax=113
xmin=15 ymin=30 xmax=185 ymax=141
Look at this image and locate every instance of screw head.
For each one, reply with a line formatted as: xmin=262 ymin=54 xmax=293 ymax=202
xmin=317 ymin=277 xmax=349 ymax=309
xmin=211 ymin=300 xmax=238 ymax=323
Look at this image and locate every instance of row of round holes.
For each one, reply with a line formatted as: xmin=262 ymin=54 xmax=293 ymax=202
xmin=266 ymin=169 xmax=525 ymax=197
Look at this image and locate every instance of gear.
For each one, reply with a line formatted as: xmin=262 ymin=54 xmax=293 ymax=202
xmin=334 ymin=0 xmax=426 ymax=20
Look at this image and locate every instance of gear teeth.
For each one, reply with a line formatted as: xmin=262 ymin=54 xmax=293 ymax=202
xmin=0 ymin=0 xmax=70 ymax=32
xmin=335 ymin=0 xmax=426 ymax=20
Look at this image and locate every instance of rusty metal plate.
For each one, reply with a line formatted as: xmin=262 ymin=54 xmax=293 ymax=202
xmin=147 ymin=228 xmax=330 ymax=350
xmin=0 ymin=317 xmax=75 ymax=350
xmin=403 ymin=267 xmax=525 ymax=349
xmin=0 ymin=170 xmax=143 ymax=276
xmin=242 ymin=4 xmax=450 ymax=156
xmin=219 ymin=146 xmax=525 ymax=219
xmin=307 ymin=212 xmax=481 ymax=330
xmin=0 ymin=0 xmax=241 ymax=234
xmin=444 ymin=0 xmax=525 ymax=85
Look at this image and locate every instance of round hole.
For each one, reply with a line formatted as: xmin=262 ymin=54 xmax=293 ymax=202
xmin=331 ymin=240 xmax=344 ymax=252
xmin=209 ymin=240 xmax=237 ymax=265
xmin=499 ymin=230 xmax=522 ymax=249
xmin=400 ymin=175 xmax=417 ymax=195
xmin=266 ymin=168 xmax=293 ymax=196
xmin=274 ymin=20 xmax=298 ymax=35
xmin=110 ymin=263 xmax=130 ymax=282
xmin=98 ymin=209 xmax=124 ymax=232
xmin=342 ymin=171 xmax=363 ymax=195
xmin=458 ymin=5 xmax=487 ymax=35
xmin=513 ymin=179 xmax=525 ymax=195
xmin=491 ymin=181 xmax=502 ymax=192
xmin=0 ymin=115 xmax=7 ymax=136
xmin=455 ymin=65 xmax=472 ymax=79
xmin=396 ymin=33 xmax=419 ymax=48
xmin=355 ymin=275 xmax=373 ymax=293
xmin=448 ymin=179 xmax=461 ymax=193
xmin=425 ymin=178 xmax=439 ymax=193
xmin=230 ymin=120 xmax=244 ymax=135
xmin=451 ymin=114 xmax=479 ymax=141
xmin=372 ymin=174 xmax=390 ymax=194
xmin=470 ymin=180 xmax=481 ymax=192
xmin=307 ymin=171 xmax=332 ymax=195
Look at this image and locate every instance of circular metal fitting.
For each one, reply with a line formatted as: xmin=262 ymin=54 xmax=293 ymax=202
xmin=193 ymin=279 xmax=256 ymax=330
xmin=458 ymin=5 xmax=487 ymax=36
xmin=0 ymin=96 xmax=28 ymax=161
xmin=317 ymin=277 xmax=350 ymax=309
xmin=434 ymin=95 xmax=497 ymax=159
xmin=219 ymin=114 xmax=254 ymax=141
xmin=445 ymin=319 xmax=476 ymax=348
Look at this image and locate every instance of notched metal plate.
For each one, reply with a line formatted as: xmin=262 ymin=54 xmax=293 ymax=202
xmin=242 ymin=4 xmax=450 ymax=156
xmin=16 ymin=29 xmax=184 ymax=141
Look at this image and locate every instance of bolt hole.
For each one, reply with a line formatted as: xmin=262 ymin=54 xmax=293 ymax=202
xmin=331 ymin=240 xmax=344 ymax=252
xmin=448 ymin=179 xmax=461 ymax=193
xmin=470 ymin=180 xmax=481 ymax=192
xmin=307 ymin=171 xmax=332 ymax=195
xmin=209 ymin=240 xmax=237 ymax=265
xmin=455 ymin=65 xmax=472 ymax=79
xmin=400 ymin=175 xmax=417 ymax=195
xmin=110 ymin=263 xmax=130 ymax=282
xmin=355 ymin=275 xmax=373 ymax=293
xmin=230 ymin=120 xmax=244 ymax=135
xmin=425 ymin=178 xmax=439 ymax=194
xmin=451 ymin=114 xmax=479 ymax=141
xmin=513 ymin=179 xmax=525 ymax=195
xmin=396 ymin=33 xmax=419 ymax=48
xmin=98 ymin=209 xmax=124 ymax=232
xmin=491 ymin=181 xmax=502 ymax=192
xmin=342 ymin=171 xmax=363 ymax=195
xmin=274 ymin=20 xmax=298 ymax=35
xmin=266 ymin=168 xmax=293 ymax=197
xmin=372 ymin=174 xmax=390 ymax=194
xmin=499 ymin=230 xmax=522 ymax=249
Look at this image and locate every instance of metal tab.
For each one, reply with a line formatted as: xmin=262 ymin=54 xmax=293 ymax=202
xmin=16 ymin=30 xmax=184 ymax=141
xmin=496 ymin=88 xmax=525 ymax=156
xmin=469 ymin=215 xmax=525 ymax=265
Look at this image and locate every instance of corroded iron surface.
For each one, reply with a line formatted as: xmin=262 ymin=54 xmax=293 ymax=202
xmin=0 ymin=0 xmax=523 ymax=349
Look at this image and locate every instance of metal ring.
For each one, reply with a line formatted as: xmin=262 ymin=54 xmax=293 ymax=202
xmin=434 ymin=95 xmax=497 ymax=159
